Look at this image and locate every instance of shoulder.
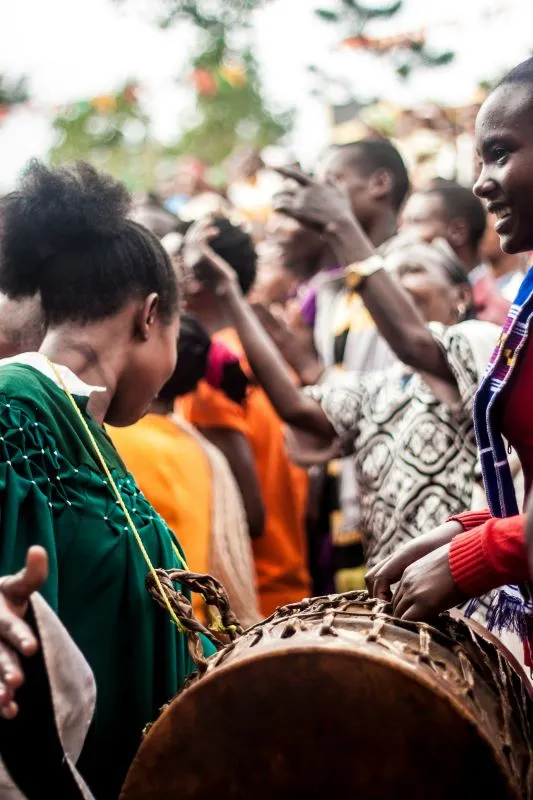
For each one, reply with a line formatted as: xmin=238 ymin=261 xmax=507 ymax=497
xmin=434 ymin=321 xmax=499 ymax=379
xmin=0 ymin=363 xmax=58 ymax=414
xmin=181 ymin=379 xmax=248 ymax=435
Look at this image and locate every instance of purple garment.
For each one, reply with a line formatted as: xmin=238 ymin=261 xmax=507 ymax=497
xmin=298 ymin=266 xmax=344 ymax=327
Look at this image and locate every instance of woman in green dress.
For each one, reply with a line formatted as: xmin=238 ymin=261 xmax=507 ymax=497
xmin=0 ymin=161 xmax=213 ymax=798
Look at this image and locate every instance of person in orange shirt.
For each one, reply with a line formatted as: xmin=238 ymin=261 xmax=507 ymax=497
xmin=180 ymin=218 xmax=311 ymax=616
xmin=111 ymin=314 xmax=261 ymax=627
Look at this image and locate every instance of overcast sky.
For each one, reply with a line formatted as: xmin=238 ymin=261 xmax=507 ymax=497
xmin=0 ymin=0 xmax=528 ymax=189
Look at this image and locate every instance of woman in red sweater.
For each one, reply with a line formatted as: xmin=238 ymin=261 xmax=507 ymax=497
xmin=366 ymin=57 xmax=533 ymax=658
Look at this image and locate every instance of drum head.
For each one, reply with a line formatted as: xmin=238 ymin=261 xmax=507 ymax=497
xmin=121 ymin=647 xmax=517 ymax=799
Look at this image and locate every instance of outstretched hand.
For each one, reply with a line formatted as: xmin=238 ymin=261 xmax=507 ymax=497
xmin=389 ymin=544 xmax=466 ymax=621
xmin=183 ymin=218 xmax=238 ymax=295
xmin=365 ymin=521 xmax=466 ymax=622
xmin=365 ymin=521 xmax=464 ymax=601
xmin=0 ymin=546 xmax=48 ymax=719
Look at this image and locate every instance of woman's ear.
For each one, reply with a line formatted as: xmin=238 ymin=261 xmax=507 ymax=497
xmin=136 ymin=293 xmax=159 ymax=341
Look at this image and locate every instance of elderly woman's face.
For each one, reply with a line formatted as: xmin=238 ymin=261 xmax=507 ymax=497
xmin=389 ymin=252 xmax=466 ymax=326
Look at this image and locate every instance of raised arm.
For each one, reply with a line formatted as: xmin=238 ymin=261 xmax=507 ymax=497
xmin=183 ymin=222 xmax=335 ymax=441
xmin=272 ymin=167 xmax=456 ymax=384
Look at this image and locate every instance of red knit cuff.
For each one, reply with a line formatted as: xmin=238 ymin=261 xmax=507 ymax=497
xmin=449 ymin=528 xmax=503 ymax=598
xmin=448 ymin=509 xmax=492 ymax=531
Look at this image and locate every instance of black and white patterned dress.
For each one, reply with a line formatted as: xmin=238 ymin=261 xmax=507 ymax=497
xmin=307 ymin=320 xmax=500 ymax=568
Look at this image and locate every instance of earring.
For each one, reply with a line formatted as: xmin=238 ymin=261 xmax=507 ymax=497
xmin=456 ymin=302 xmax=467 ymax=320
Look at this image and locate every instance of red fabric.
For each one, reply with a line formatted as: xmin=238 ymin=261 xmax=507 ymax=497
xmin=472 ymin=273 xmax=511 ymax=326
xmin=204 ymin=339 xmax=239 ymax=391
xmin=448 ymin=509 xmax=492 ymax=531
xmin=449 ymin=515 xmax=529 ymax=598
xmin=499 ymin=337 xmax=533 ymax=497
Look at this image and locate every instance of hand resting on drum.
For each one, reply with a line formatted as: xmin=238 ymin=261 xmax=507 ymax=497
xmin=366 ymin=521 xmax=467 ymax=621
xmin=0 ymin=546 xmax=48 ymax=719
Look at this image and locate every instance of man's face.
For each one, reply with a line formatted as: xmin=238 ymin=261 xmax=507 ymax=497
xmin=316 ymin=148 xmax=375 ymax=232
xmin=400 ymin=192 xmax=449 ymax=244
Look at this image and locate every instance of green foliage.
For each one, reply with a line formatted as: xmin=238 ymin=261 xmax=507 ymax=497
xmin=163 ymin=1 xmax=292 ymax=163
xmin=0 ymin=76 xmax=29 ymax=107
xmin=315 ymin=0 xmax=402 ymax=31
xmin=156 ymin=0 xmax=271 ymax=30
xmin=49 ymin=84 xmax=157 ymax=189
xmin=175 ymin=49 xmax=293 ymax=164
xmin=112 ymin=0 xmax=291 ymax=164
xmin=313 ymin=0 xmax=454 ymax=83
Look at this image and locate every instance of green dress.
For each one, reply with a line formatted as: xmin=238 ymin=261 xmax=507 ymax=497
xmin=0 ymin=361 xmax=214 ymax=799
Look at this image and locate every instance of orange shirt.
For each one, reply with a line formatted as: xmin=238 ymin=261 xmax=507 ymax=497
xmin=181 ymin=327 xmax=310 ymax=616
xmin=110 ymin=414 xmax=211 ymax=618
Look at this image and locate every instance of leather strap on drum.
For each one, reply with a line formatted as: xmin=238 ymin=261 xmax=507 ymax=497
xmin=146 ymin=569 xmax=243 ymax=672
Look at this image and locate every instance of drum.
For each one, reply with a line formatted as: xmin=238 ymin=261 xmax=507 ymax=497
xmin=121 ymin=591 xmax=533 ymax=799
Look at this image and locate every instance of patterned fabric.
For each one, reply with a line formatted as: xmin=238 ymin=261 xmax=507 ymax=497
xmin=466 ymin=266 xmax=533 ymax=644
xmin=307 ymin=321 xmax=499 ymax=567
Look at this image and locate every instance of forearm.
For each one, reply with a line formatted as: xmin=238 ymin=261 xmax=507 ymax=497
xmin=224 ymin=284 xmax=333 ymax=436
xmin=327 ymin=220 xmax=454 ymax=381
xmin=251 ymin=304 xmax=324 ymax=386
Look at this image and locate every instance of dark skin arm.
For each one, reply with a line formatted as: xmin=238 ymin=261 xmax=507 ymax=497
xmin=251 ymin=304 xmax=324 ymax=387
xmin=185 ymin=222 xmax=335 ymax=442
xmin=273 ymin=166 xmax=456 ymax=385
xmin=199 ymin=426 xmax=265 ymax=539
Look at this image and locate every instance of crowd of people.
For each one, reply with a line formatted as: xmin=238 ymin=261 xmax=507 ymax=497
xmin=0 ymin=54 xmax=532 ymax=799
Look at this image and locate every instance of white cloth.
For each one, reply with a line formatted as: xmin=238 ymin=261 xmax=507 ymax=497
xmin=0 ymin=594 xmax=96 ymax=799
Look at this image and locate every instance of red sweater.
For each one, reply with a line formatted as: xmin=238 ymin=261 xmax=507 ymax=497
xmin=448 ymin=335 xmax=533 ymax=596
xmin=449 ymin=511 xmax=529 ymax=596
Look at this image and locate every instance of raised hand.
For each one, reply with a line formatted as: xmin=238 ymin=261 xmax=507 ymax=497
xmin=272 ymin=166 xmax=354 ymax=234
xmin=0 ymin=546 xmax=48 ymax=719
xmin=182 ymin=218 xmax=237 ymax=294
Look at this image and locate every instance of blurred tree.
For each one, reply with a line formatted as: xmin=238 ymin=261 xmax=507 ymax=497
xmin=313 ymin=0 xmax=454 ymax=85
xmin=0 ymin=76 xmax=29 ymax=107
xmin=117 ymin=0 xmax=292 ymax=164
xmin=155 ymin=0 xmax=272 ymax=30
xmin=0 ymin=76 xmax=30 ymax=124
xmin=49 ymin=83 xmax=158 ymax=189
xmin=174 ymin=47 xmax=293 ymax=164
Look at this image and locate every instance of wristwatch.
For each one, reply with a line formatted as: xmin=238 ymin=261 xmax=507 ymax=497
xmin=344 ymin=254 xmax=385 ymax=291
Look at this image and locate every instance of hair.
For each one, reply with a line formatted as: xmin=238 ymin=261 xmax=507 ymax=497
xmin=385 ymin=237 xmax=475 ymax=319
xmin=426 ymin=180 xmax=487 ymax=252
xmin=388 ymin=238 xmax=470 ymax=286
xmin=499 ymin=57 xmax=533 ymax=88
xmin=197 ymin=216 xmax=257 ymax=295
xmin=0 ymin=161 xmax=179 ymax=326
xmin=158 ymin=314 xmax=248 ymax=403
xmin=338 ymin=139 xmax=410 ymax=210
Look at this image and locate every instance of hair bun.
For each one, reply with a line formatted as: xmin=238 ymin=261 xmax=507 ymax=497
xmin=0 ymin=160 xmax=131 ymax=297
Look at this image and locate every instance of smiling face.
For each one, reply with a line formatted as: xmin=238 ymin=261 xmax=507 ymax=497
xmin=474 ymin=83 xmax=533 ymax=254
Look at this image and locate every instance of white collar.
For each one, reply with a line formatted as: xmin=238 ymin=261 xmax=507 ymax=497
xmin=0 ymin=352 xmax=105 ymax=397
